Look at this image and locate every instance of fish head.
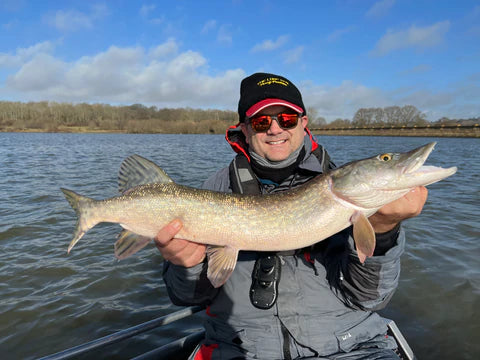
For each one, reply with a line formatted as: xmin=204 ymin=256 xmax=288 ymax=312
xmin=330 ymin=142 xmax=457 ymax=209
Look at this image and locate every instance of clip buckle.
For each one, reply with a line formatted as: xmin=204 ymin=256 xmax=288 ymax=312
xmin=250 ymin=254 xmax=281 ymax=309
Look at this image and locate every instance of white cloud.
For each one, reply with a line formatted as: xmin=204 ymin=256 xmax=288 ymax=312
xmin=372 ymin=21 xmax=450 ymax=56
xmin=303 ymin=81 xmax=388 ymax=120
xmin=139 ymin=4 xmax=163 ymax=24
xmin=283 ymin=46 xmax=304 ymax=64
xmin=399 ymin=64 xmax=432 ymax=75
xmin=149 ymin=38 xmax=178 ymax=59
xmin=0 ymin=41 xmax=55 ymax=68
xmin=366 ymin=0 xmax=396 ymax=18
xmin=327 ymin=27 xmax=355 ymax=42
xmin=251 ymin=35 xmax=289 ymax=52
xmin=139 ymin=4 xmax=156 ymax=17
xmin=217 ymin=25 xmax=232 ymax=45
xmin=2 ymin=40 xmax=245 ymax=109
xmin=2 ymin=40 xmax=475 ymax=121
xmin=301 ymin=76 xmax=478 ymax=122
xmin=44 ymin=5 xmax=108 ymax=32
xmin=201 ymin=20 xmax=217 ymax=34
xmin=45 ymin=10 xmax=93 ymax=31
xmin=7 ymin=53 xmax=66 ymax=91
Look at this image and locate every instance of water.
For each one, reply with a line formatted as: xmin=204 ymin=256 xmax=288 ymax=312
xmin=0 ymin=133 xmax=478 ymax=359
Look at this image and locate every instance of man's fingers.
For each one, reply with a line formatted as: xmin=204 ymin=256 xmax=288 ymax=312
xmin=370 ymin=186 xmax=429 ymax=233
xmin=405 ymin=186 xmax=428 ymax=217
xmin=153 ymin=219 xmax=206 ymax=266
xmin=154 ymin=219 xmax=183 ymax=246
xmin=171 ymin=242 xmax=207 ymax=266
xmin=157 ymin=238 xmax=207 ymax=267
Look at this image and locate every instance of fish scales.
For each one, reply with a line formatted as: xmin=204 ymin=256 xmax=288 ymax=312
xmin=95 ymin=182 xmax=332 ymax=251
xmin=61 ymin=142 xmax=457 ymax=287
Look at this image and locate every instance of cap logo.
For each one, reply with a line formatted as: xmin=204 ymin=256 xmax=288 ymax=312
xmin=257 ymin=77 xmax=289 ymax=87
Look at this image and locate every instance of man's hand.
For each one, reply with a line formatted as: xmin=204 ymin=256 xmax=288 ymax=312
xmin=369 ymin=186 xmax=428 ymax=233
xmin=154 ymin=219 xmax=206 ymax=267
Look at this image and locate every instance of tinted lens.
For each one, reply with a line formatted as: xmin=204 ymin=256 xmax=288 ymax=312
xmin=277 ymin=113 xmax=299 ymax=129
xmin=250 ymin=115 xmax=272 ymax=132
xmin=249 ymin=113 xmax=299 ymax=133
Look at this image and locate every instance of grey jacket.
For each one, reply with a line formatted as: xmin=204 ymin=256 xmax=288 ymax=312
xmin=163 ymin=142 xmax=403 ymax=359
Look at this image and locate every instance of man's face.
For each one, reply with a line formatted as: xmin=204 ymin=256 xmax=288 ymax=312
xmin=241 ymin=105 xmax=308 ymax=162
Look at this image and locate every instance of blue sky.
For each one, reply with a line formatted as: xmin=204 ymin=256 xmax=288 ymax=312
xmin=1 ymin=0 xmax=479 ymax=122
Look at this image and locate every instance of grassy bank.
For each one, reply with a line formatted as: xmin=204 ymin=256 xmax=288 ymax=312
xmin=0 ymin=119 xmax=234 ymax=135
xmin=2 ymin=123 xmax=479 ymax=138
xmin=311 ymin=125 xmax=480 ymax=138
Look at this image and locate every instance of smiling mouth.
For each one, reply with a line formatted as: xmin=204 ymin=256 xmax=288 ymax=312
xmin=267 ymin=139 xmax=287 ymax=145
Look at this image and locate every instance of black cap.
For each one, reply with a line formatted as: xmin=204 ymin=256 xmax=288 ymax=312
xmin=237 ymin=72 xmax=306 ymax=122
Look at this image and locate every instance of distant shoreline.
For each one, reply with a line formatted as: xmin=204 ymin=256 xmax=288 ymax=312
xmin=312 ymin=129 xmax=480 ymax=138
xmin=1 ymin=125 xmax=479 ymax=138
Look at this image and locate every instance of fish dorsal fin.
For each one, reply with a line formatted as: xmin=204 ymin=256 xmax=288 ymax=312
xmin=119 ymin=155 xmax=173 ymax=193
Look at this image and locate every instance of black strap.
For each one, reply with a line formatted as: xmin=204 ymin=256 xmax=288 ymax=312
xmin=311 ymin=144 xmax=333 ymax=174
xmin=280 ymin=320 xmax=292 ymax=360
xmin=229 ymin=145 xmax=333 ymax=195
xmin=228 ymin=155 xmax=261 ymax=195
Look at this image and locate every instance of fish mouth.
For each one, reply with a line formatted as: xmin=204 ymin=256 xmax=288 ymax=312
xmin=401 ymin=142 xmax=457 ymax=187
xmin=403 ymin=142 xmax=436 ymax=174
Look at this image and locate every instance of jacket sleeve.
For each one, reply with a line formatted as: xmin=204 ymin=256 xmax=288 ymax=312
xmin=162 ymin=260 xmax=218 ymax=306
xmin=162 ymin=167 xmax=231 ymax=306
xmin=342 ymin=226 xmax=405 ymax=311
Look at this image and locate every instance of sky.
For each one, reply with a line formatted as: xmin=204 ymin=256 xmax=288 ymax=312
xmin=1 ymin=0 xmax=479 ymax=122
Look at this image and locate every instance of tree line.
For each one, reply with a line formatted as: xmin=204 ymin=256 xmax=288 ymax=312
xmin=0 ymin=101 xmax=238 ymax=134
xmin=0 ymin=101 xmax=477 ymax=133
xmin=308 ymin=105 xmax=478 ymax=128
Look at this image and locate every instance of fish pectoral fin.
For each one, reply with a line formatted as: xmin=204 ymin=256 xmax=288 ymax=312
xmin=351 ymin=211 xmax=376 ymax=263
xmin=114 ymin=230 xmax=152 ymax=260
xmin=206 ymin=245 xmax=239 ymax=288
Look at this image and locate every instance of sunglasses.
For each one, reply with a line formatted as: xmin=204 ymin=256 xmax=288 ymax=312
xmin=248 ymin=113 xmax=300 ymax=133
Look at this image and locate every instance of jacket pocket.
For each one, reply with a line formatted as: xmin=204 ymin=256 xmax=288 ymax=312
xmin=204 ymin=319 xmax=258 ymax=358
xmin=334 ymin=314 xmax=388 ymax=352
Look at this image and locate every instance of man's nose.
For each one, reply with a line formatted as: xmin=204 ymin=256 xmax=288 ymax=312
xmin=267 ymin=118 xmax=283 ymax=134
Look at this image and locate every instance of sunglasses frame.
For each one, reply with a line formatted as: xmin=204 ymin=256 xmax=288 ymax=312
xmin=247 ymin=112 xmax=300 ymax=133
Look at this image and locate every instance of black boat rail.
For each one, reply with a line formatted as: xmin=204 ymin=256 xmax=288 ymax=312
xmin=37 ymin=305 xmax=205 ymax=360
xmin=38 ymin=305 xmax=415 ymax=360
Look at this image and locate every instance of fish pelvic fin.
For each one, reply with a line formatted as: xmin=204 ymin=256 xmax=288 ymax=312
xmin=351 ymin=211 xmax=376 ymax=263
xmin=114 ymin=230 xmax=151 ymax=260
xmin=61 ymin=188 xmax=97 ymax=254
xmin=206 ymin=245 xmax=239 ymax=288
xmin=118 ymin=155 xmax=173 ymax=194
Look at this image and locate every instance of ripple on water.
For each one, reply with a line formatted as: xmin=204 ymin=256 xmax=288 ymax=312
xmin=1 ymin=134 xmax=479 ymax=359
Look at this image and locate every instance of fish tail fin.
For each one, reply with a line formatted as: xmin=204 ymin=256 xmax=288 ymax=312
xmin=61 ymin=188 xmax=98 ymax=254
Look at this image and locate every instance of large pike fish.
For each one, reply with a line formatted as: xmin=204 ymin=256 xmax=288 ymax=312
xmin=61 ymin=142 xmax=456 ymax=287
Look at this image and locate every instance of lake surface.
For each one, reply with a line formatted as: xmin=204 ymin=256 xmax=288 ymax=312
xmin=0 ymin=133 xmax=478 ymax=359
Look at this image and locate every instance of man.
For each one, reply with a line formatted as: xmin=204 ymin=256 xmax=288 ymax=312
xmin=156 ymin=73 xmax=427 ymax=359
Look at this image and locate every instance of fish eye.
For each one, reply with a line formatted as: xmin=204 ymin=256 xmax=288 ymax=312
xmin=379 ymin=153 xmax=392 ymax=161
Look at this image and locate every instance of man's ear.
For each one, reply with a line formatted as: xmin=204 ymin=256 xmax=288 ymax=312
xmin=301 ymin=115 xmax=309 ymax=129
